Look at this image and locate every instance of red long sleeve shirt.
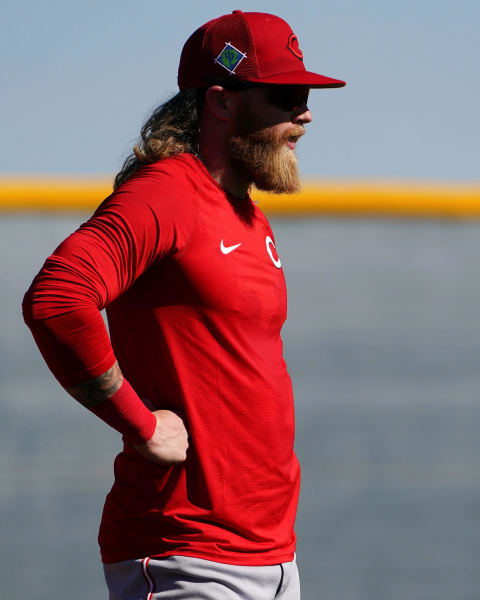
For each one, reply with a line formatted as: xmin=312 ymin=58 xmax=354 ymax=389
xmin=23 ymin=153 xmax=300 ymax=565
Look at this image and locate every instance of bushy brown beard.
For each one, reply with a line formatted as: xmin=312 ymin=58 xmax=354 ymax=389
xmin=227 ymin=102 xmax=304 ymax=194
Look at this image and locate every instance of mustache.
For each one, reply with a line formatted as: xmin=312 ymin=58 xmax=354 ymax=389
xmin=283 ymin=125 xmax=305 ymax=140
xmin=277 ymin=125 xmax=305 ymax=146
xmin=244 ymin=124 xmax=306 ymax=147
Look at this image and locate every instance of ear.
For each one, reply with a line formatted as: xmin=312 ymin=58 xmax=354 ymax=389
xmin=204 ymin=85 xmax=237 ymax=121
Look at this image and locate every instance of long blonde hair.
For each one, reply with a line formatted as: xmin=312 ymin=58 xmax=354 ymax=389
xmin=114 ymin=88 xmax=205 ymax=190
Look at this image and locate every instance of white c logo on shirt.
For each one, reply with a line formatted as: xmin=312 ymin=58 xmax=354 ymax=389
xmin=266 ymin=236 xmax=281 ymax=268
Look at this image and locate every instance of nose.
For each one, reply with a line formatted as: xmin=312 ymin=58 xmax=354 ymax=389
xmin=293 ymin=106 xmax=312 ymax=125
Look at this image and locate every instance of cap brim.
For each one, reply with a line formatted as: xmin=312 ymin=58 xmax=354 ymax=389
xmin=245 ymin=70 xmax=346 ymax=88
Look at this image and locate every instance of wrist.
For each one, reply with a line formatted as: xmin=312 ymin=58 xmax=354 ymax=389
xmin=90 ymin=379 xmax=156 ymax=444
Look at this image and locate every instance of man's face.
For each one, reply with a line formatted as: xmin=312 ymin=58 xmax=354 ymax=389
xmin=226 ymin=85 xmax=312 ymax=194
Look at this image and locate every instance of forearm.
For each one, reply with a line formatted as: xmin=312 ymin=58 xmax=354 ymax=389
xmin=66 ymin=360 xmax=156 ymax=444
xmin=24 ymin=278 xmax=155 ymax=443
xmin=68 ymin=361 xmax=188 ymax=462
xmin=65 ymin=361 xmax=124 ymax=409
xmin=24 ymin=262 xmax=186 ymax=461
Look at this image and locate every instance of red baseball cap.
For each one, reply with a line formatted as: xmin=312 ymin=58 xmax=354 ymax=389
xmin=178 ymin=10 xmax=346 ymax=89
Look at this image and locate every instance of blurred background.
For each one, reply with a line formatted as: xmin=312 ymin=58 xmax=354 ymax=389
xmin=2 ymin=1 xmax=480 ymax=599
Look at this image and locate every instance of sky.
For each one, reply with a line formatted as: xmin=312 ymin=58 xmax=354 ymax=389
xmin=2 ymin=0 xmax=479 ymax=180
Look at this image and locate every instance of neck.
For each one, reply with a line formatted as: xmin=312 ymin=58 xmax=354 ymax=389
xmin=200 ymin=154 xmax=251 ymax=199
xmin=198 ymin=115 xmax=251 ymax=199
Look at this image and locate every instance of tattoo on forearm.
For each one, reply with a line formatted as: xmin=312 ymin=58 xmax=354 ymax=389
xmin=65 ymin=362 xmax=124 ymax=409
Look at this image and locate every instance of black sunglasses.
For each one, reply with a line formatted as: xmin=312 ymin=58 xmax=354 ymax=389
xmin=263 ymin=86 xmax=310 ymax=113
xmin=206 ymin=78 xmax=310 ymax=113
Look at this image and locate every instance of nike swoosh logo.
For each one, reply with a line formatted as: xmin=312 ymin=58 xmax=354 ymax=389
xmin=220 ymin=240 xmax=242 ymax=255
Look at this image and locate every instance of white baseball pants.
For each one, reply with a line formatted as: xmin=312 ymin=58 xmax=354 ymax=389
xmin=103 ymin=553 xmax=300 ymax=599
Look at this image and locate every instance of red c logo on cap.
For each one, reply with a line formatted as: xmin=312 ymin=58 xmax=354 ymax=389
xmin=287 ymin=34 xmax=303 ymax=60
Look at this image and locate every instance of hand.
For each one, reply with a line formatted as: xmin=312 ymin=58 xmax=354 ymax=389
xmin=132 ymin=409 xmax=189 ymax=465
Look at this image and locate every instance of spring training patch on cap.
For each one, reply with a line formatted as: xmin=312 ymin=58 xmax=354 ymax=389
xmin=214 ymin=42 xmax=247 ymax=75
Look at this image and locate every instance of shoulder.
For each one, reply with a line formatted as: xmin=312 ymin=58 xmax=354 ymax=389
xmin=97 ymin=154 xmax=205 ymax=217
xmin=119 ymin=153 xmax=200 ymax=193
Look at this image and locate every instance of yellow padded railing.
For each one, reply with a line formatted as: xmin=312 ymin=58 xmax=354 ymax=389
xmin=1 ymin=177 xmax=480 ymax=218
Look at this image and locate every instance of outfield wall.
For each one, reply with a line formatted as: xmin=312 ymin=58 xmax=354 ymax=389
xmin=1 ymin=177 xmax=480 ymax=218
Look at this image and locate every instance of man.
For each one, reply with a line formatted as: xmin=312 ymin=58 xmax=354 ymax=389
xmin=23 ymin=10 xmax=345 ymax=600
